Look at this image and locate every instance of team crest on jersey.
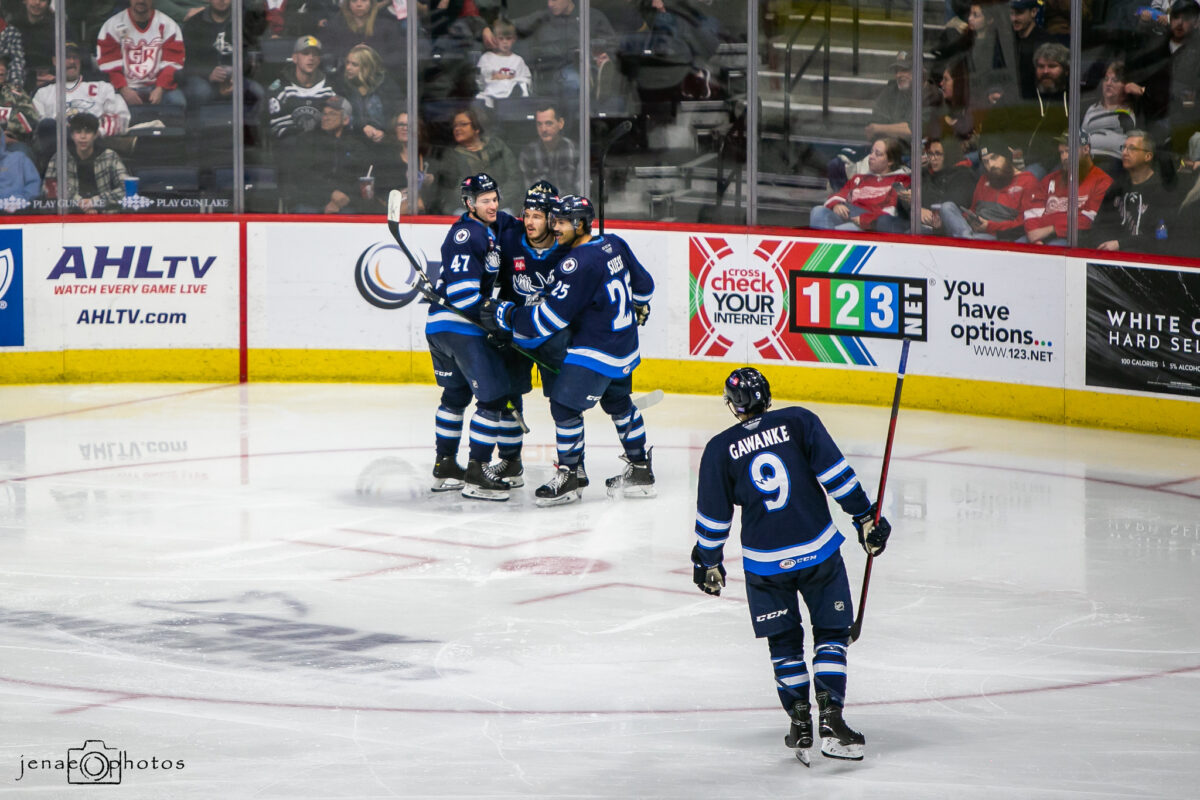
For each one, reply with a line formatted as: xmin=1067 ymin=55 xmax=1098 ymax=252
xmin=514 ymin=256 xmax=526 ymax=272
xmin=560 ymin=258 xmax=578 ymax=274
xmin=454 ymin=228 xmax=470 ymax=244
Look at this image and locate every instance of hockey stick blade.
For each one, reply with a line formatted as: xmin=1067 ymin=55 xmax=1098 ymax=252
xmin=850 ymin=337 xmax=911 ymax=643
xmin=383 ymin=191 xmax=558 ymax=375
xmin=631 ymin=389 xmax=664 ymax=411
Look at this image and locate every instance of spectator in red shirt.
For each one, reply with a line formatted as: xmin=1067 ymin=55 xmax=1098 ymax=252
xmin=809 ymin=136 xmax=910 ymax=233
xmin=1021 ymin=130 xmax=1114 ymax=245
xmin=939 ymin=140 xmax=1039 ymax=240
xmin=96 ymin=0 xmax=188 ymax=108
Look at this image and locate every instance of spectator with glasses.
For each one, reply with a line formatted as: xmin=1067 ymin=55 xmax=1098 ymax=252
xmin=1087 ymin=130 xmax=1181 ymax=253
xmin=437 ymin=107 xmax=523 ymax=214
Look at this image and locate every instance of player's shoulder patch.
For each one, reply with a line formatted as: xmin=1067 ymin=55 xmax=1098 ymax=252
xmin=454 ymin=227 xmax=471 ymax=244
xmin=560 ymin=257 xmax=578 ymax=274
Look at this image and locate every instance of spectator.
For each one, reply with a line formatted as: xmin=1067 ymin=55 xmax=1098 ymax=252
xmin=1082 ymin=59 xmax=1139 ymax=176
xmin=437 ymin=107 xmax=523 ymax=213
xmin=336 ymin=44 xmax=401 ymax=146
xmin=181 ymin=0 xmax=267 ymax=118
xmin=518 ymin=102 xmax=578 ymax=193
xmin=1087 ymin=129 xmax=1180 ymax=252
xmin=280 ymin=94 xmax=371 ymax=213
xmin=1002 ymin=0 xmax=1052 ymax=99
xmin=930 ymin=56 xmax=981 ymax=164
xmin=964 ymin=2 xmax=1013 ymax=107
xmin=501 ymin=0 xmax=616 ymax=97
xmin=896 ymin=137 xmax=977 ymax=233
xmin=0 ymin=126 xmax=38 ymax=206
xmin=475 ymin=18 xmax=532 ymax=108
xmin=322 ymin=0 xmax=405 ymax=74
xmin=939 ymin=139 xmax=1040 ymax=239
xmin=865 ymin=51 xmax=920 ymax=142
xmin=97 ymin=0 xmax=188 ymax=108
xmin=1022 ymin=131 xmax=1115 ymax=244
xmin=0 ymin=54 xmax=38 ymax=161
xmin=989 ymin=42 xmax=1070 ymax=179
xmin=3 ymin=0 xmax=54 ymax=94
xmin=809 ymin=136 xmax=911 ymax=233
xmin=42 ymin=113 xmax=131 ymax=214
xmin=374 ymin=111 xmax=433 ymax=212
xmin=33 ymin=43 xmax=131 ymax=138
xmin=267 ymin=35 xmax=336 ymax=139
xmin=1129 ymin=0 xmax=1200 ymax=155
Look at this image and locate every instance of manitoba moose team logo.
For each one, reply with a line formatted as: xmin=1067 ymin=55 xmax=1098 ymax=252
xmin=354 ymin=241 xmax=431 ymax=310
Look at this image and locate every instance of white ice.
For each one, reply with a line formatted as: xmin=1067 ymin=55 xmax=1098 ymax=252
xmin=1 ymin=383 xmax=1198 ymax=799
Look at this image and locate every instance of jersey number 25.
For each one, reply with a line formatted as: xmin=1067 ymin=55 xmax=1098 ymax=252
xmin=606 ymin=274 xmax=634 ymax=331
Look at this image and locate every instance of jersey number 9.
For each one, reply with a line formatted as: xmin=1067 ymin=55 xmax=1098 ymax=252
xmin=749 ymin=452 xmax=790 ymax=512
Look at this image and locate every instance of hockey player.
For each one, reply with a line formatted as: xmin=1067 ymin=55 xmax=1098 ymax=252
xmin=426 ymin=172 xmax=522 ymax=501
xmin=691 ymin=367 xmax=892 ymax=763
xmin=480 ymin=194 xmax=654 ymax=507
xmin=490 ymin=180 xmax=575 ymax=489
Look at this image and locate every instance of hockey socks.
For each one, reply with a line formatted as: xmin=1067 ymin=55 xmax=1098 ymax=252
xmin=468 ymin=406 xmax=504 ymax=464
xmin=550 ymin=404 xmax=585 ymax=468
xmin=812 ymin=642 xmax=848 ymax=706
xmin=608 ymin=398 xmax=647 ymax=462
xmin=434 ymin=404 xmax=465 ymax=458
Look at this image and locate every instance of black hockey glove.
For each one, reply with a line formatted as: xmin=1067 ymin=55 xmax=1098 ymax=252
xmin=634 ymin=302 xmax=651 ymax=326
xmin=691 ymin=544 xmax=726 ymax=596
xmin=479 ymin=298 xmax=515 ymax=339
xmin=853 ymin=504 xmax=891 ymax=557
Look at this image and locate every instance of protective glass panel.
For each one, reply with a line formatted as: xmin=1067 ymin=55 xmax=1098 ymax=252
xmin=591 ymin=0 xmax=749 ymax=225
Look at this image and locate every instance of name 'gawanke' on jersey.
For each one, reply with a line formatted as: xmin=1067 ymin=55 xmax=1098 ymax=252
xmin=694 ymin=406 xmax=871 ymax=577
xmin=727 ymin=425 xmax=792 ymax=460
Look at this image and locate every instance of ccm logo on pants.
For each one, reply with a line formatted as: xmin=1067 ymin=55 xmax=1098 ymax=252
xmin=755 ymin=609 xmax=788 ymax=622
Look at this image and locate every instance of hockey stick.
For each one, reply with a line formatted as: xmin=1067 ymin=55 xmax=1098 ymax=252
xmin=385 ymin=190 xmax=558 ymax=379
xmin=597 ymin=119 xmax=633 ymax=236
xmin=849 ymin=338 xmax=911 ymax=644
xmin=631 ymin=388 xmax=664 ymax=411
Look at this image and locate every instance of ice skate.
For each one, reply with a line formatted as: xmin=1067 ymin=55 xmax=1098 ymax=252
xmin=461 ymin=459 xmax=510 ymax=501
xmin=783 ymin=700 xmax=813 ymax=767
xmin=491 ymin=456 xmax=524 ymax=487
xmin=431 ymin=455 xmax=466 ymax=492
xmin=605 ymin=447 xmax=656 ymax=498
xmin=817 ymin=692 xmax=865 ymax=761
xmin=576 ymin=461 xmax=589 ymax=488
xmin=535 ymin=464 xmax=582 ymax=507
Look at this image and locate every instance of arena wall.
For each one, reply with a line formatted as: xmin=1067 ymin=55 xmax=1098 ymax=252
xmin=2 ymin=217 xmax=1198 ymax=438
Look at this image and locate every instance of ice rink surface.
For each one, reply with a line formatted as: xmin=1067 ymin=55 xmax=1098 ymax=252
xmin=1 ymin=382 xmax=1198 ymax=799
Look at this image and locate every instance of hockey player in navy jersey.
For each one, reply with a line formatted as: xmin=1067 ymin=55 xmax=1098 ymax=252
xmin=480 ymin=194 xmax=655 ymax=507
xmin=426 ymin=173 xmax=524 ymax=501
xmin=489 ymin=180 xmax=575 ymax=489
xmin=691 ymin=367 xmax=892 ymax=763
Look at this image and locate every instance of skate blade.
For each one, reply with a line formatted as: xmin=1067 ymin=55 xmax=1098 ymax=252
xmin=534 ymin=489 xmax=582 ymax=507
xmin=794 ymin=749 xmax=811 ymax=767
xmin=460 ymin=486 xmax=510 ymax=502
xmin=607 ymin=484 xmax=657 ymax=499
xmin=820 ymin=740 xmax=864 ymax=761
xmin=501 ymin=475 xmax=525 ymax=488
xmin=431 ymin=478 xmax=465 ymax=492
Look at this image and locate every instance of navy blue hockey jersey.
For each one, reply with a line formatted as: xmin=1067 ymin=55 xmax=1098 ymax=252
xmin=426 ymin=211 xmax=522 ymax=337
xmin=508 ymin=234 xmax=654 ymax=378
xmin=694 ymin=406 xmax=872 ymax=576
xmin=496 ymin=223 xmax=569 ymax=306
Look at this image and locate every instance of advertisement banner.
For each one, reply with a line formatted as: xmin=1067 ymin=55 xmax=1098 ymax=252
xmin=688 ymin=235 xmax=1063 ymax=386
xmin=0 ymin=228 xmax=23 ymax=347
xmin=249 ymin=222 xmax=442 ymax=352
xmin=23 ymin=222 xmax=238 ymax=351
xmin=1085 ymin=262 xmax=1200 ymax=398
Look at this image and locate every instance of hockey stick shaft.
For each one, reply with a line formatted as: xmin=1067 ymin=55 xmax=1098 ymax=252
xmin=850 ymin=338 xmax=911 ymax=643
xmin=385 ymin=190 xmax=558 ymax=376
